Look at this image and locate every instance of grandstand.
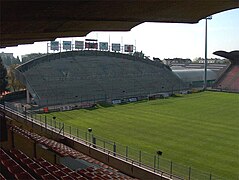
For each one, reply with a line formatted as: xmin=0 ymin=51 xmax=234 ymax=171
xmin=213 ymin=50 xmax=239 ymax=92
xmin=15 ymin=50 xmax=188 ymax=108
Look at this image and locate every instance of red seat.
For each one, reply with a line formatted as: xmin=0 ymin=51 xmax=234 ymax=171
xmin=52 ymin=170 xmax=68 ymax=178
xmin=15 ymin=153 xmax=28 ymax=160
xmin=55 ymin=164 xmax=66 ymax=169
xmin=37 ymin=157 xmax=46 ymax=162
xmin=15 ymin=171 xmax=35 ymax=180
xmin=61 ymin=167 xmax=73 ymax=173
xmin=0 ymin=173 xmax=6 ymax=180
xmin=61 ymin=175 xmax=75 ymax=180
xmin=2 ymin=159 xmax=18 ymax=167
xmin=84 ymin=172 xmax=95 ymax=179
xmin=45 ymin=165 xmax=58 ymax=172
xmin=28 ymin=162 xmax=41 ymax=170
xmin=41 ymin=174 xmax=58 ymax=180
xmin=10 ymin=149 xmax=22 ymax=155
xmin=0 ymin=154 xmax=9 ymax=162
xmin=39 ymin=160 xmax=52 ymax=167
xmin=34 ymin=168 xmax=49 ymax=176
xmin=69 ymin=171 xmax=84 ymax=179
xmin=8 ymin=164 xmax=25 ymax=175
xmin=20 ymin=157 xmax=34 ymax=165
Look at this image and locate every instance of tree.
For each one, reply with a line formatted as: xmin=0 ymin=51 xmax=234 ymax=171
xmin=133 ymin=51 xmax=145 ymax=58
xmin=7 ymin=64 xmax=25 ymax=92
xmin=132 ymin=51 xmax=150 ymax=60
xmin=0 ymin=57 xmax=8 ymax=95
xmin=22 ymin=53 xmax=46 ymax=63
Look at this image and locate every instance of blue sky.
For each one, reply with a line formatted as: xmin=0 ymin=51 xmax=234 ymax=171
xmin=1 ymin=8 xmax=238 ymax=60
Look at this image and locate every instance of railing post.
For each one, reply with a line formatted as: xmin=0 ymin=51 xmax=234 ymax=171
xmin=77 ymin=128 xmax=79 ymax=137
xmin=40 ymin=115 xmax=42 ymax=131
xmin=113 ymin=142 xmax=116 ymax=156
xmin=62 ymin=123 xmax=64 ymax=136
xmin=209 ymin=173 xmax=212 ymax=180
xmin=69 ymin=126 xmax=71 ymax=137
xmin=44 ymin=115 xmax=47 ymax=128
xmin=170 ymin=161 xmax=173 ymax=178
xmin=103 ymin=141 xmax=105 ymax=152
xmin=154 ymin=155 xmax=156 ymax=172
xmin=157 ymin=154 xmax=159 ymax=171
xmin=126 ymin=146 xmax=128 ymax=161
xmin=139 ymin=150 xmax=141 ymax=166
xmin=92 ymin=135 xmax=96 ymax=148
xmin=189 ymin=167 xmax=191 ymax=180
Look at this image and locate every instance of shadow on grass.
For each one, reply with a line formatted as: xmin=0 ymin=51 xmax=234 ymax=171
xmin=85 ymin=106 xmax=99 ymax=111
xmin=97 ymin=101 xmax=113 ymax=108
xmin=171 ymin=94 xmax=185 ymax=98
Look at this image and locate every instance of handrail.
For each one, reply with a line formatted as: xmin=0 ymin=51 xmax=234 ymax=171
xmin=0 ymin=104 xmax=184 ymax=180
xmin=1 ymin=103 xmax=224 ymax=180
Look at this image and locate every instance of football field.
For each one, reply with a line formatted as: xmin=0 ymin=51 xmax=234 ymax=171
xmin=45 ymin=91 xmax=239 ymax=179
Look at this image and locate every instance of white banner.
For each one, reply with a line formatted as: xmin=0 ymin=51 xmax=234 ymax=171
xmin=112 ymin=99 xmax=121 ymax=104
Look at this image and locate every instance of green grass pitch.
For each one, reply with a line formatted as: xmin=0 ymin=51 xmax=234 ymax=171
xmin=46 ymin=91 xmax=239 ymax=179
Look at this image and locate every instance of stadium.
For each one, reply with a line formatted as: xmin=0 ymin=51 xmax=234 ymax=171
xmin=14 ymin=50 xmax=188 ymax=108
xmin=1 ymin=1 xmax=239 ymax=180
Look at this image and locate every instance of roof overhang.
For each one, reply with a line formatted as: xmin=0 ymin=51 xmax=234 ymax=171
xmin=213 ymin=50 xmax=239 ymax=64
xmin=1 ymin=0 xmax=238 ymax=48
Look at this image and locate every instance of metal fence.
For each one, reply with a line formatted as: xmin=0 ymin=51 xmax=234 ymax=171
xmin=28 ymin=111 xmax=224 ymax=180
xmin=1 ymin=102 xmax=224 ymax=180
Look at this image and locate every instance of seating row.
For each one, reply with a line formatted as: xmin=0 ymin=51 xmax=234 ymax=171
xmin=2 ymin=147 xmax=88 ymax=180
xmin=10 ymin=125 xmax=82 ymax=158
xmin=1 ymin=147 xmax=135 ymax=180
xmin=216 ymin=65 xmax=239 ymax=91
xmin=78 ymin=166 xmax=134 ymax=180
xmin=0 ymin=148 xmax=35 ymax=179
xmin=9 ymin=125 xmax=136 ymax=179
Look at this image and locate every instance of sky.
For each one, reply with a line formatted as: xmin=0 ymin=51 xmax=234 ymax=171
xmin=1 ymin=8 xmax=238 ymax=60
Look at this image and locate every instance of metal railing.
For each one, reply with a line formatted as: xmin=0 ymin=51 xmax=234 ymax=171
xmin=0 ymin=102 xmax=224 ymax=180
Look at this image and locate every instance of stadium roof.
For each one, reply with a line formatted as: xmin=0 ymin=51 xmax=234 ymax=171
xmin=213 ymin=50 xmax=239 ymax=64
xmin=1 ymin=0 xmax=238 ymax=48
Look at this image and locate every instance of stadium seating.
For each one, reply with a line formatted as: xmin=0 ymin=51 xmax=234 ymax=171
xmin=0 ymin=148 xmax=35 ymax=179
xmin=1 ymin=145 xmax=135 ymax=179
xmin=6 ymin=125 xmax=136 ymax=179
xmin=16 ymin=50 xmax=187 ymax=107
xmin=215 ymin=65 xmax=239 ymax=92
